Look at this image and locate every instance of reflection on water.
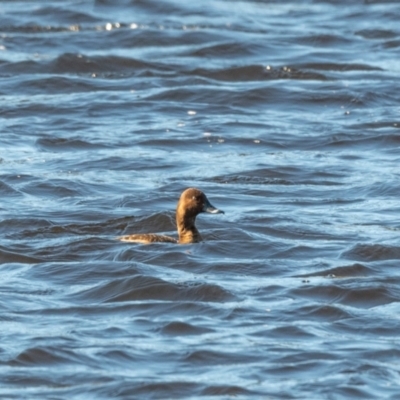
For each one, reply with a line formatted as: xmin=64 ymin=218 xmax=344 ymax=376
xmin=1 ymin=0 xmax=400 ymax=398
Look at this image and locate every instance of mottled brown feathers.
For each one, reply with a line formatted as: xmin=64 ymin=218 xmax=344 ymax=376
xmin=119 ymin=234 xmax=177 ymax=244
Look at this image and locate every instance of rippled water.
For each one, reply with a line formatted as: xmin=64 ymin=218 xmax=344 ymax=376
xmin=1 ymin=0 xmax=400 ymax=398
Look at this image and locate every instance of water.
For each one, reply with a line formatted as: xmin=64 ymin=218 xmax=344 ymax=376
xmin=1 ymin=0 xmax=400 ymax=398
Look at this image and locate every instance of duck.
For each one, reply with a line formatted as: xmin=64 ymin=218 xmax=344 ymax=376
xmin=118 ymin=188 xmax=224 ymax=244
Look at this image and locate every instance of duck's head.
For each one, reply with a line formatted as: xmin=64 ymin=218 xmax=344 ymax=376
xmin=178 ymin=188 xmax=224 ymax=217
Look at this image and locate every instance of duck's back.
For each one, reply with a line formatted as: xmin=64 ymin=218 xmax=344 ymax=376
xmin=119 ymin=233 xmax=177 ymax=244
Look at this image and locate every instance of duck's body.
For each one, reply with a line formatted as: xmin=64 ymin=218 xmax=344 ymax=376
xmin=118 ymin=188 xmax=223 ymax=244
xmin=119 ymin=234 xmax=177 ymax=244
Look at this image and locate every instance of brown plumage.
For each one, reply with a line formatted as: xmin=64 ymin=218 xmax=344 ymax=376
xmin=118 ymin=188 xmax=224 ymax=244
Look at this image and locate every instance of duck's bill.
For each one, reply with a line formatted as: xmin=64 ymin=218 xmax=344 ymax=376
xmin=203 ymin=200 xmax=224 ymax=214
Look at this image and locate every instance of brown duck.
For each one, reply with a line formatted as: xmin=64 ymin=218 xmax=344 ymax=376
xmin=118 ymin=188 xmax=224 ymax=244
